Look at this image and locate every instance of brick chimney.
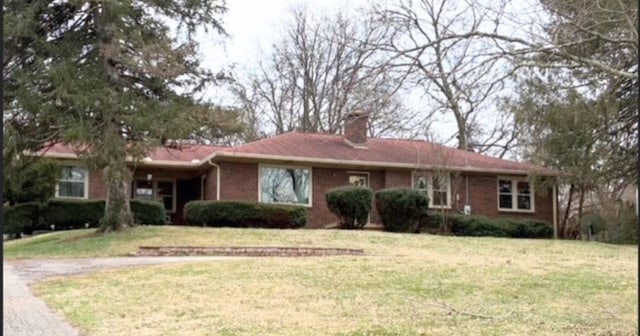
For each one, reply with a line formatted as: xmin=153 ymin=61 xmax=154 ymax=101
xmin=343 ymin=111 xmax=368 ymax=148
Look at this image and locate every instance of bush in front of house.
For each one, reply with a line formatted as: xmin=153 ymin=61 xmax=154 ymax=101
xmin=512 ymin=218 xmax=554 ymax=238
xmin=41 ymin=199 xmax=169 ymax=229
xmin=447 ymin=215 xmax=510 ymax=237
xmin=375 ymin=188 xmax=429 ymax=233
xmin=4 ymin=202 xmax=42 ymax=237
xmin=4 ymin=159 xmax=60 ymax=205
xmin=447 ymin=214 xmax=552 ymax=238
xmin=421 ymin=211 xmax=445 ymax=232
xmin=183 ymin=201 xmax=307 ymax=229
xmin=130 ymin=200 xmax=167 ymax=225
xmin=42 ymin=199 xmax=106 ymax=229
xmin=325 ymin=186 xmax=373 ymax=229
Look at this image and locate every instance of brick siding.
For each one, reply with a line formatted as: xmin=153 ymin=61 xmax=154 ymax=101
xmin=85 ymin=161 xmax=555 ymax=228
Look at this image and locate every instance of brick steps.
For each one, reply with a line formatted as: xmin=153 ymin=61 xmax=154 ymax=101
xmin=136 ymin=246 xmax=365 ymax=257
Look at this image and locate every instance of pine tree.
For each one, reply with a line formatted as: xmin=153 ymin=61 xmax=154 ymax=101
xmin=4 ymin=0 xmax=232 ymax=232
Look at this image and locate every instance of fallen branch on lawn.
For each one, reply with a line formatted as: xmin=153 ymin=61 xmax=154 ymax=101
xmin=426 ymin=300 xmax=514 ymax=320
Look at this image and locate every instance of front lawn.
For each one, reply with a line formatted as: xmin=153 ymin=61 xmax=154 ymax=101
xmin=6 ymin=227 xmax=638 ymax=335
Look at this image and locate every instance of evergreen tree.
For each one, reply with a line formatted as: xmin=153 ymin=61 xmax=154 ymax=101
xmin=4 ymin=0 xmax=232 ymax=232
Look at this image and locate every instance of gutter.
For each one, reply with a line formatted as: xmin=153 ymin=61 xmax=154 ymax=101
xmin=204 ymin=152 xmax=561 ymax=176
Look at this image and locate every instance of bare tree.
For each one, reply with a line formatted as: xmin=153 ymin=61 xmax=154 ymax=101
xmin=231 ymin=6 xmax=424 ymax=139
xmin=370 ymin=0 xmax=517 ymax=155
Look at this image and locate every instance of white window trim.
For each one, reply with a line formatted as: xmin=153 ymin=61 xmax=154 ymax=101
xmin=55 ymin=166 xmax=89 ymax=199
xmin=132 ymin=178 xmax=177 ymax=213
xmin=258 ymin=164 xmax=313 ymax=207
xmin=347 ymin=171 xmax=370 ymax=187
xmin=412 ymin=171 xmax=452 ymax=209
xmin=497 ymin=176 xmax=535 ymax=213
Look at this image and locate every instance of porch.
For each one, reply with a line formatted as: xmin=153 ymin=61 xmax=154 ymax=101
xmin=130 ymin=167 xmax=210 ymax=224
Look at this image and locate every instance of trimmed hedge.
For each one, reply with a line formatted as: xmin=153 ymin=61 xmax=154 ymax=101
xmin=447 ymin=215 xmax=552 ymax=238
xmin=421 ymin=211 xmax=445 ymax=231
xmin=130 ymin=200 xmax=167 ymax=225
xmin=20 ymin=199 xmax=168 ymax=231
xmin=375 ymin=188 xmax=429 ymax=233
xmin=3 ymin=199 xmax=165 ymax=236
xmin=184 ymin=201 xmax=307 ymax=229
xmin=325 ymin=186 xmax=373 ymax=230
xmin=4 ymin=202 xmax=41 ymax=236
xmin=43 ymin=199 xmax=106 ymax=229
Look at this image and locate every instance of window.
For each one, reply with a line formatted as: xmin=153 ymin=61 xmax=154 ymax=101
xmin=348 ymin=173 xmax=368 ymax=187
xmin=412 ymin=172 xmax=451 ymax=208
xmin=56 ymin=166 xmax=88 ymax=198
xmin=132 ymin=179 xmax=176 ymax=212
xmin=260 ymin=166 xmax=311 ymax=206
xmin=498 ymin=177 xmax=534 ymax=212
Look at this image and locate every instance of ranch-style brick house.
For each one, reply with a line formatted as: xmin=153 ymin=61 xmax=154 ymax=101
xmin=40 ymin=112 xmax=560 ymax=232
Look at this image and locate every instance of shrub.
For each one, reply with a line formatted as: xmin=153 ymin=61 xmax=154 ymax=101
xmin=579 ymin=213 xmax=606 ymax=236
xmin=130 ymin=200 xmax=167 ymax=225
xmin=184 ymin=201 xmax=307 ymax=229
xmin=41 ymin=199 xmax=170 ymax=229
xmin=4 ymin=202 xmax=41 ymax=237
xmin=448 ymin=215 xmax=510 ymax=237
xmin=604 ymin=204 xmax=637 ymax=245
xmin=42 ymin=199 xmax=106 ymax=229
xmin=375 ymin=188 xmax=429 ymax=233
xmin=447 ymin=215 xmax=553 ymax=238
xmin=4 ymin=159 xmax=60 ymax=205
xmin=325 ymin=186 xmax=373 ymax=229
xmin=513 ymin=218 xmax=554 ymax=238
xmin=420 ymin=211 xmax=445 ymax=232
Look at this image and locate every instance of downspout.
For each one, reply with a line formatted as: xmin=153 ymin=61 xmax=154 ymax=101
xmin=553 ymin=182 xmax=558 ymax=240
xmin=207 ymin=159 xmax=221 ymax=201
xmin=465 ymin=174 xmax=469 ymax=206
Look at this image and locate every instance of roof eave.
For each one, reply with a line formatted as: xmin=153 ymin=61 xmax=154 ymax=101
xmin=210 ymin=152 xmax=560 ymax=176
xmin=32 ymin=152 xmax=203 ymax=168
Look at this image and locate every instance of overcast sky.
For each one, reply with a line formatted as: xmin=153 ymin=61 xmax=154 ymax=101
xmin=194 ymin=0 xmax=529 ymax=148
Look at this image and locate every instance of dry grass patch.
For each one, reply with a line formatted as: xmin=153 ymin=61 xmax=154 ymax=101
xmin=26 ymin=228 xmax=638 ymax=336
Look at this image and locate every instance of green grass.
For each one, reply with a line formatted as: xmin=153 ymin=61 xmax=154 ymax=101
xmin=6 ymin=226 xmax=637 ymax=335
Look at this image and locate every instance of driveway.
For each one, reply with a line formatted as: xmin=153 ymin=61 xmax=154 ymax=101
xmin=3 ymin=256 xmax=239 ymax=336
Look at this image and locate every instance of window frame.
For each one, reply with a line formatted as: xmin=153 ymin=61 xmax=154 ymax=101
xmin=497 ymin=176 xmax=535 ymax=213
xmin=55 ymin=166 xmax=89 ymax=199
xmin=412 ymin=171 xmax=452 ymax=209
xmin=132 ymin=178 xmax=177 ymax=213
xmin=258 ymin=164 xmax=313 ymax=207
xmin=347 ymin=171 xmax=370 ymax=187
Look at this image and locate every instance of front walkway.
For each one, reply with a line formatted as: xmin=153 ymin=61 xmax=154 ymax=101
xmin=3 ymin=256 xmax=239 ymax=336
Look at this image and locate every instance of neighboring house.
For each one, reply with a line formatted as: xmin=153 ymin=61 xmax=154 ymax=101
xmin=39 ymin=112 xmax=560 ymax=230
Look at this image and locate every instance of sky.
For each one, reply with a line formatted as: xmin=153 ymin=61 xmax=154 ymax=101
xmin=193 ymin=0 xmax=529 ymax=150
xmin=200 ymin=0 xmax=370 ymax=76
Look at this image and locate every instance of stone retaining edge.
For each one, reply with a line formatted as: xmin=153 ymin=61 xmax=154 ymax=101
xmin=136 ymin=246 xmax=365 ymax=257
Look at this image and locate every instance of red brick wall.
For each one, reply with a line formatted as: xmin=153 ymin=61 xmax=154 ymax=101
xmin=309 ymin=168 xmax=385 ymax=227
xmin=343 ymin=113 xmax=368 ymax=145
xmin=384 ymin=170 xmax=411 ymax=188
xmin=459 ymin=174 xmax=554 ymax=223
xmin=87 ymin=162 xmax=555 ymax=228
xmin=219 ymin=162 xmax=259 ymax=201
xmin=88 ymin=170 xmax=107 ymax=199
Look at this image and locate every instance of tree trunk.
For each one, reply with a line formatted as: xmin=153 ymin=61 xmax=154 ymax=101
xmin=577 ymin=188 xmax=586 ymax=239
xmin=560 ymin=184 xmax=575 ymax=239
xmin=98 ymin=163 xmax=135 ymax=233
